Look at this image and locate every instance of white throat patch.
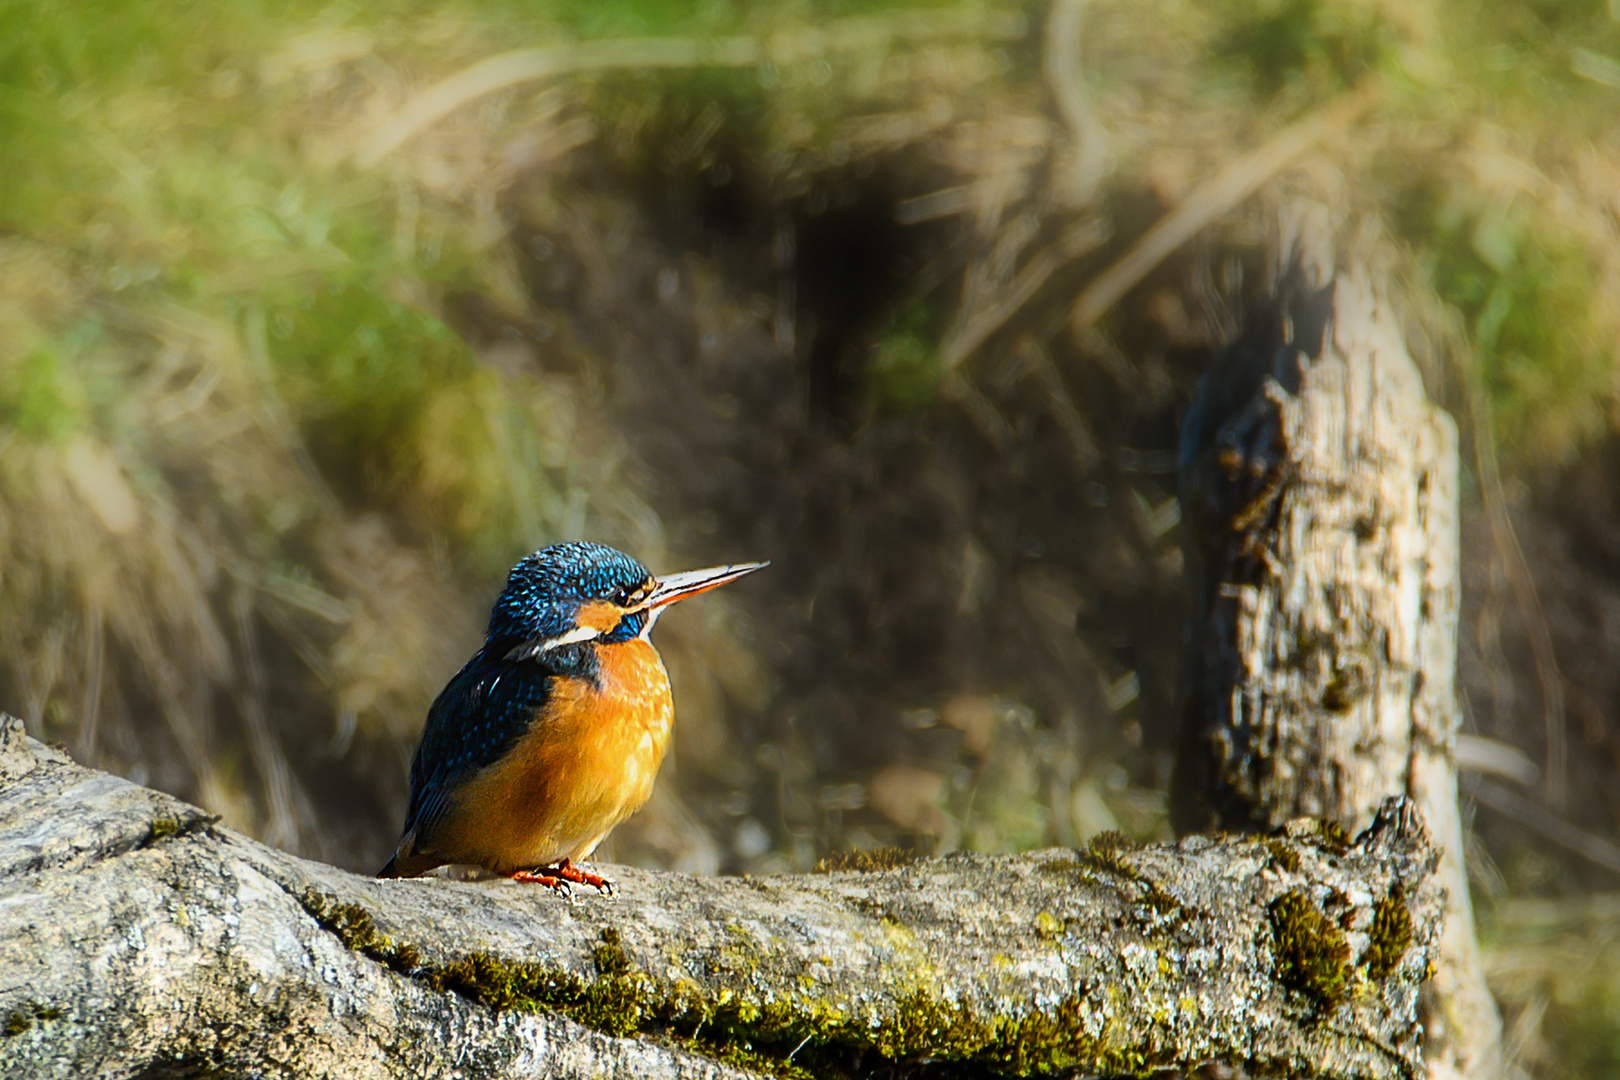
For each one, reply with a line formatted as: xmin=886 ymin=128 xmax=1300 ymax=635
xmin=505 ymin=625 xmax=601 ymax=662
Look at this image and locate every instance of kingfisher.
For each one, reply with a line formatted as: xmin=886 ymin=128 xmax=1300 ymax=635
xmin=379 ymin=541 xmax=766 ymax=895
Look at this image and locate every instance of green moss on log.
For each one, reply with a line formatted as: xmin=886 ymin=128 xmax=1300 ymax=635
xmin=1312 ymin=820 xmax=1352 ymax=855
xmin=3 ymin=1003 xmax=63 ymax=1037
xmin=143 ymin=811 xmax=217 ymax=847
xmin=1077 ymin=830 xmax=1135 ymax=876
xmin=1363 ymin=889 xmax=1414 ymax=982
xmin=1062 ymin=831 xmax=1188 ymax=920
xmin=296 ymin=888 xmax=1187 ymax=1078
xmin=1262 ymin=837 xmax=1302 ymax=873
xmin=1269 ymin=889 xmax=1352 ymax=1008
xmin=813 ymin=847 xmax=919 ymax=873
xmin=299 ymin=888 xmax=424 ymax=974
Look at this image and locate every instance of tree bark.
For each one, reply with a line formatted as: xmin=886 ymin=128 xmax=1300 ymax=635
xmin=1173 ymin=207 xmax=1501 ymax=1080
xmin=0 ymin=713 xmax=1440 ymax=1079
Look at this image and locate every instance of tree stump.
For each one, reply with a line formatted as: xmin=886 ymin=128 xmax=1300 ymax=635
xmin=1174 ymin=208 xmax=1501 ymax=1079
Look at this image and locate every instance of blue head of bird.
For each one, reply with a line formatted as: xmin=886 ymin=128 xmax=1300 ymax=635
xmin=486 ymin=541 xmax=766 ymax=664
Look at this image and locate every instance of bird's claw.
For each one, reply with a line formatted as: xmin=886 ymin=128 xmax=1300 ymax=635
xmin=510 ymin=859 xmax=615 ymax=900
xmin=555 ymin=858 xmax=617 ymax=898
xmin=508 ymin=868 xmax=575 ymax=901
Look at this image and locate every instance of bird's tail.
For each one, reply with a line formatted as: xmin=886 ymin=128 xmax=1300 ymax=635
xmin=377 ymin=846 xmax=442 ymax=879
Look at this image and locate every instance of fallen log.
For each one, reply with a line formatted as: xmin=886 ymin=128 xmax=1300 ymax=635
xmin=1 ymin=714 xmax=1437 ymax=1079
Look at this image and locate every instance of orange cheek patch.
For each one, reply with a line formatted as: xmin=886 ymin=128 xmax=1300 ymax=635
xmin=576 ymin=600 xmax=623 ymax=634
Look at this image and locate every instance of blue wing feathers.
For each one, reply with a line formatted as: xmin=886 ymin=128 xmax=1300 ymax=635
xmin=402 ymin=647 xmax=553 ymax=849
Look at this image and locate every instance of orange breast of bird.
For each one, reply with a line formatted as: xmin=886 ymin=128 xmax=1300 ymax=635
xmin=440 ymin=639 xmax=674 ymax=873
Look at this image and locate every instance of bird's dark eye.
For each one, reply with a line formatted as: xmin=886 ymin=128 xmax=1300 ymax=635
xmin=615 ymin=581 xmax=652 ymax=607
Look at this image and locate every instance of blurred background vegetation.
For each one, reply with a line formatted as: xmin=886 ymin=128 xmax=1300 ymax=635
xmin=4 ymin=0 xmax=1620 ymax=1074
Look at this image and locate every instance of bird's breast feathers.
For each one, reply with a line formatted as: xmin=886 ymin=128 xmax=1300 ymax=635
xmin=437 ymin=638 xmax=674 ymax=870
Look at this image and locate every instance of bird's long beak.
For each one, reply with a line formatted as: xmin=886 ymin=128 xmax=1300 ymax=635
xmin=635 ymin=561 xmax=768 ymax=611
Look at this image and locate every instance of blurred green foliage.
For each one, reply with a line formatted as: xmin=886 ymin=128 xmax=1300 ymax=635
xmin=0 ymin=325 xmax=96 ymax=442
xmin=1549 ymin=992 xmax=1620 ymax=1080
xmin=868 ymin=298 xmax=941 ymax=415
xmin=1413 ymin=190 xmax=1605 ymax=464
xmin=272 ymin=287 xmax=472 ymax=456
xmin=8 ymin=0 xmax=1613 ymax=476
xmin=1215 ymin=0 xmax=1391 ymax=98
xmin=1481 ymin=896 xmax=1620 ymax=1079
xmin=1209 ymin=0 xmax=1620 ymax=469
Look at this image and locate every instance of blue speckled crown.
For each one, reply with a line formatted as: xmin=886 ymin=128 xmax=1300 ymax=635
xmin=486 ymin=541 xmax=652 ymax=643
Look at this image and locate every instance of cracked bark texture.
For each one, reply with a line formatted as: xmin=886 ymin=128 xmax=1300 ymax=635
xmin=0 ymin=714 xmax=1440 ymax=1079
xmin=1173 ymin=208 xmax=1500 ymax=1080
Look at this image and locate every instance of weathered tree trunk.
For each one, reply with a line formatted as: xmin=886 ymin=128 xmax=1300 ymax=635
xmin=1173 ymin=208 xmax=1501 ymax=1080
xmin=0 ymin=713 xmax=1440 ymax=1079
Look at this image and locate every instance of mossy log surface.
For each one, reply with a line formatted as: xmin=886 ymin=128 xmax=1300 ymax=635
xmin=0 ymin=716 xmax=1440 ymax=1079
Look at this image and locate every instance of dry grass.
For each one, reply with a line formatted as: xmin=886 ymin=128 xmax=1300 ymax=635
xmin=1483 ymin=894 xmax=1620 ymax=1077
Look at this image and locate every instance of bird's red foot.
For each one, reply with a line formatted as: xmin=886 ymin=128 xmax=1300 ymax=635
xmin=554 ymin=858 xmax=617 ymax=898
xmin=509 ymin=868 xmax=574 ymax=899
xmin=508 ymin=859 xmax=616 ymax=899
